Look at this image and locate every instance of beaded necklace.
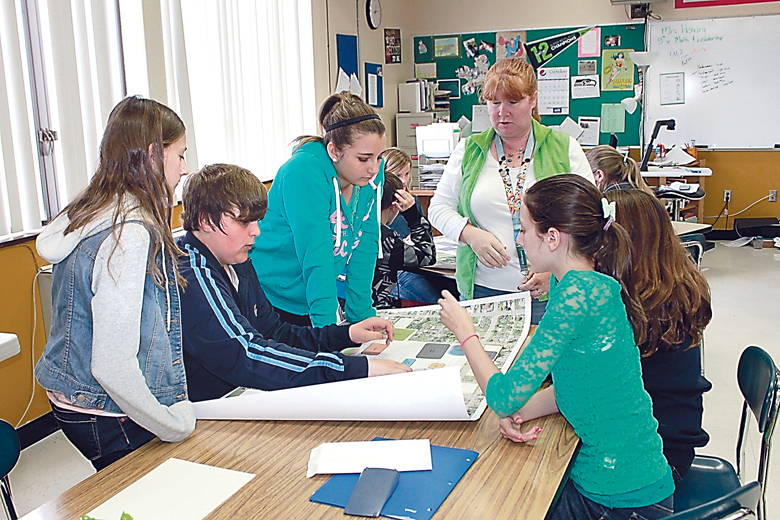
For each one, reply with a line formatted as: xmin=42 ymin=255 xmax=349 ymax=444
xmin=495 ymin=134 xmax=534 ymax=275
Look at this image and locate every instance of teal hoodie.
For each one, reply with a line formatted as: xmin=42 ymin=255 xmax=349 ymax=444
xmin=250 ymin=141 xmax=381 ymax=327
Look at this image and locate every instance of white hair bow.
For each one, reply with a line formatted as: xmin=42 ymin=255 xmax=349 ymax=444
xmin=601 ymin=198 xmax=616 ymax=220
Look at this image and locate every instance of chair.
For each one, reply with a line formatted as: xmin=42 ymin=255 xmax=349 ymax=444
xmin=654 ymin=186 xmax=707 ymax=222
xmin=680 ymin=232 xmax=707 ymax=373
xmin=673 ymin=346 xmax=779 ymax=520
xmin=681 ymin=232 xmax=707 ymax=268
xmin=0 ymin=419 xmax=20 ymax=520
xmin=664 ymin=481 xmax=760 ymax=520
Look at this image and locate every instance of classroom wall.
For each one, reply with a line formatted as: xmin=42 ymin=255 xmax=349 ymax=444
xmin=312 ymin=0 xmax=414 ymax=145
xmin=392 ymin=0 xmax=780 ymax=228
xmin=0 ymin=239 xmax=51 ymax=426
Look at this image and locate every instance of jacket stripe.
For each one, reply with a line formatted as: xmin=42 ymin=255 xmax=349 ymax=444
xmin=184 ymin=244 xmax=344 ymax=372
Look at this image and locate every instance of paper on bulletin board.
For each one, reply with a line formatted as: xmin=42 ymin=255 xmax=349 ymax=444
xmin=537 ymin=66 xmax=570 ymax=115
xmin=365 ymin=62 xmax=383 ymax=108
xmin=600 ymin=103 xmax=625 ymax=133
xmin=578 ymin=26 xmax=601 ymax=57
xmin=578 ymin=116 xmax=601 ymax=146
xmin=85 ymin=459 xmax=254 ymax=520
xmin=571 ymin=75 xmax=600 ymax=99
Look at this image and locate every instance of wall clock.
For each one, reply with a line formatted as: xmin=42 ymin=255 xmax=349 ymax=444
xmin=366 ymin=0 xmax=381 ymax=30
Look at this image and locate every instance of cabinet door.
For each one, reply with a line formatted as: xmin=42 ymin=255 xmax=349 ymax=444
xmin=395 ymin=113 xmax=434 ymax=148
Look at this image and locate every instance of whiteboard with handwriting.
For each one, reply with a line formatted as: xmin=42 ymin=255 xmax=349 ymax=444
xmin=646 ymin=15 xmax=780 ymax=149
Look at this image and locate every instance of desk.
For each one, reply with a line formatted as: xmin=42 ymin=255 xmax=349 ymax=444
xmin=642 ymin=166 xmax=712 ymax=223
xmin=22 ymin=332 xmax=578 ymax=520
xmin=672 ymin=221 xmax=712 ymax=236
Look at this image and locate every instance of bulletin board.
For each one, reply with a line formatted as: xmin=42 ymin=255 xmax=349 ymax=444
xmin=414 ymin=23 xmax=645 ymax=146
xmin=646 ymin=14 xmax=780 ymax=149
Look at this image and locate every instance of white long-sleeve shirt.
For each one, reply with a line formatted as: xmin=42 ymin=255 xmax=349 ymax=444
xmin=429 ymin=135 xmax=594 ymax=292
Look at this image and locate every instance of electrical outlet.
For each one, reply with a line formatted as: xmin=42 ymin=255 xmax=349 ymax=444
xmin=770 ymin=190 xmax=777 ymax=202
xmin=724 ymin=190 xmax=732 ymax=202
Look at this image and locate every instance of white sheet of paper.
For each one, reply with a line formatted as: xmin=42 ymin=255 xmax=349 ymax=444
xmin=557 ymin=116 xmax=584 ymax=139
xmin=577 ymin=116 xmax=601 ymax=146
xmin=193 ymin=367 xmax=470 ymax=421
xmin=368 ymin=73 xmax=378 ymax=105
xmin=85 ymin=459 xmax=254 ymax=520
xmin=307 ymin=439 xmax=432 ymax=478
xmin=472 ymin=105 xmax=490 ymax=133
xmin=335 ymin=68 xmax=350 ymax=94
xmin=349 ymin=73 xmax=362 ymax=97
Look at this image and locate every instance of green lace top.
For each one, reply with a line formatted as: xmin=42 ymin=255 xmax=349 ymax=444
xmin=486 ymin=270 xmax=673 ymax=508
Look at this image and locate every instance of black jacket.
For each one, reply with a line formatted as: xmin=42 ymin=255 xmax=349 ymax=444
xmin=641 ymin=339 xmax=711 ymax=479
xmin=177 ymin=232 xmax=368 ymax=402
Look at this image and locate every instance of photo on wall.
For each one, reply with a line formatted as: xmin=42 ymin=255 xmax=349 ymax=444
xmin=496 ymin=31 xmax=527 ymax=60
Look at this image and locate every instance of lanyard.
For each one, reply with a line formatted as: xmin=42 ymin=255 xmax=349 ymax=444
xmin=495 ymin=134 xmax=534 ymax=275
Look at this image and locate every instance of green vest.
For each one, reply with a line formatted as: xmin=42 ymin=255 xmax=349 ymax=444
xmin=455 ymin=119 xmax=572 ymax=299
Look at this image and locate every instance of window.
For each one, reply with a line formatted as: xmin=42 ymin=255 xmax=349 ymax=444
xmin=180 ymin=0 xmax=317 ymax=181
xmin=0 ymin=0 xmax=316 ymax=239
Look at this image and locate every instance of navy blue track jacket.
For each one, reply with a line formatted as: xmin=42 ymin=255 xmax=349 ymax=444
xmin=177 ymin=232 xmax=369 ymax=402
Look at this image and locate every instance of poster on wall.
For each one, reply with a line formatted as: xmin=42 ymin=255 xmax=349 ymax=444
xmin=537 ymin=66 xmax=570 ymax=115
xmin=385 ymin=28 xmax=401 ymax=64
xmin=601 ymin=49 xmax=635 ymax=91
xmin=496 ymin=31 xmax=527 ymax=60
xmin=434 ymin=36 xmax=461 ymax=58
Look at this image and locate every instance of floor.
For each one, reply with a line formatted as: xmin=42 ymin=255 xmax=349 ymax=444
xmin=4 ymin=241 xmax=780 ymax=519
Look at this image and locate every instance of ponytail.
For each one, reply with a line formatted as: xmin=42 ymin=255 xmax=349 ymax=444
xmin=594 ymin=218 xmax=647 ymax=346
xmin=523 ymin=174 xmax=647 ymax=344
xmin=294 ymin=92 xmax=385 ymax=152
xmin=585 ymin=145 xmax=652 ymax=194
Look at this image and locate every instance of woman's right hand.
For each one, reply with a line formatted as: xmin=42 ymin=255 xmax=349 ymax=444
xmin=460 ymin=224 xmax=511 ymax=268
xmin=368 ymin=359 xmax=412 ymax=376
xmin=438 ymin=290 xmax=476 ymax=342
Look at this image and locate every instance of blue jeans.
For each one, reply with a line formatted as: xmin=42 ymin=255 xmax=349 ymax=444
xmin=397 ymin=271 xmax=458 ymax=304
xmin=50 ymin=401 xmax=155 ymax=471
xmin=471 ymin=284 xmax=548 ymax=325
xmin=550 ymin=480 xmax=674 ymax=520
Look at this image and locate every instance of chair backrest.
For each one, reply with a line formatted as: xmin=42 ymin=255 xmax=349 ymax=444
xmin=0 ymin=419 xmax=20 ymax=479
xmin=681 ymin=233 xmax=707 ymax=268
xmin=664 ymin=481 xmax=761 ymax=520
xmin=734 ymin=346 xmax=778 ymax=520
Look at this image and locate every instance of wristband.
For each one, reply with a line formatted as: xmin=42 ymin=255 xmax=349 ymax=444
xmin=460 ymin=333 xmax=479 ymax=348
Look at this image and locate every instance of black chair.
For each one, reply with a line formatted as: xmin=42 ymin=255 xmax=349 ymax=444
xmin=681 ymin=233 xmax=707 ymax=269
xmin=673 ymin=346 xmax=778 ymax=520
xmin=654 ymin=185 xmax=706 ymax=222
xmin=664 ymin=481 xmax=760 ymax=520
xmin=0 ymin=419 xmax=20 ymax=520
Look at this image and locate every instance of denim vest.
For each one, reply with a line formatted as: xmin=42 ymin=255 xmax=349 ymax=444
xmin=35 ymin=223 xmax=187 ymax=413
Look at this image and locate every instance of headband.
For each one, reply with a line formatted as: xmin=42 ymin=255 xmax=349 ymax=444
xmin=324 ymin=114 xmax=381 ymax=132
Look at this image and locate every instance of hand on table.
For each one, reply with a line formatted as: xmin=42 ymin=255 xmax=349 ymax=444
xmin=438 ymin=290 xmax=476 ymax=343
xmin=367 ymin=359 xmax=412 ymax=376
xmin=349 ymin=317 xmax=395 ymax=346
xmin=499 ymin=412 xmax=542 ymax=443
xmin=518 ymin=271 xmax=551 ymax=299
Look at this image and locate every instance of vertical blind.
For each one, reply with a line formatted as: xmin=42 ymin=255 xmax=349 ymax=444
xmin=0 ymin=0 xmax=316 ymax=239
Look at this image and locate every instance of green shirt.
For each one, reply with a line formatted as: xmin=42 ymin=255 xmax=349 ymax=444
xmin=249 ymin=141 xmax=380 ymax=327
xmin=486 ymin=270 xmax=673 ymax=508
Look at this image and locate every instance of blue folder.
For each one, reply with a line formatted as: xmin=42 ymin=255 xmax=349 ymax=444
xmin=309 ymin=438 xmax=478 ymax=520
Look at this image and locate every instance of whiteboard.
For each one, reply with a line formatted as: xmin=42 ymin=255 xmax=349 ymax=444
xmin=646 ymin=15 xmax=780 ymax=149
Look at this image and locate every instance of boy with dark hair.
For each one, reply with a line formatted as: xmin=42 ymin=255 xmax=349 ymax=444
xmin=371 ymin=172 xmax=435 ymax=308
xmin=178 ymin=164 xmax=409 ymax=402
